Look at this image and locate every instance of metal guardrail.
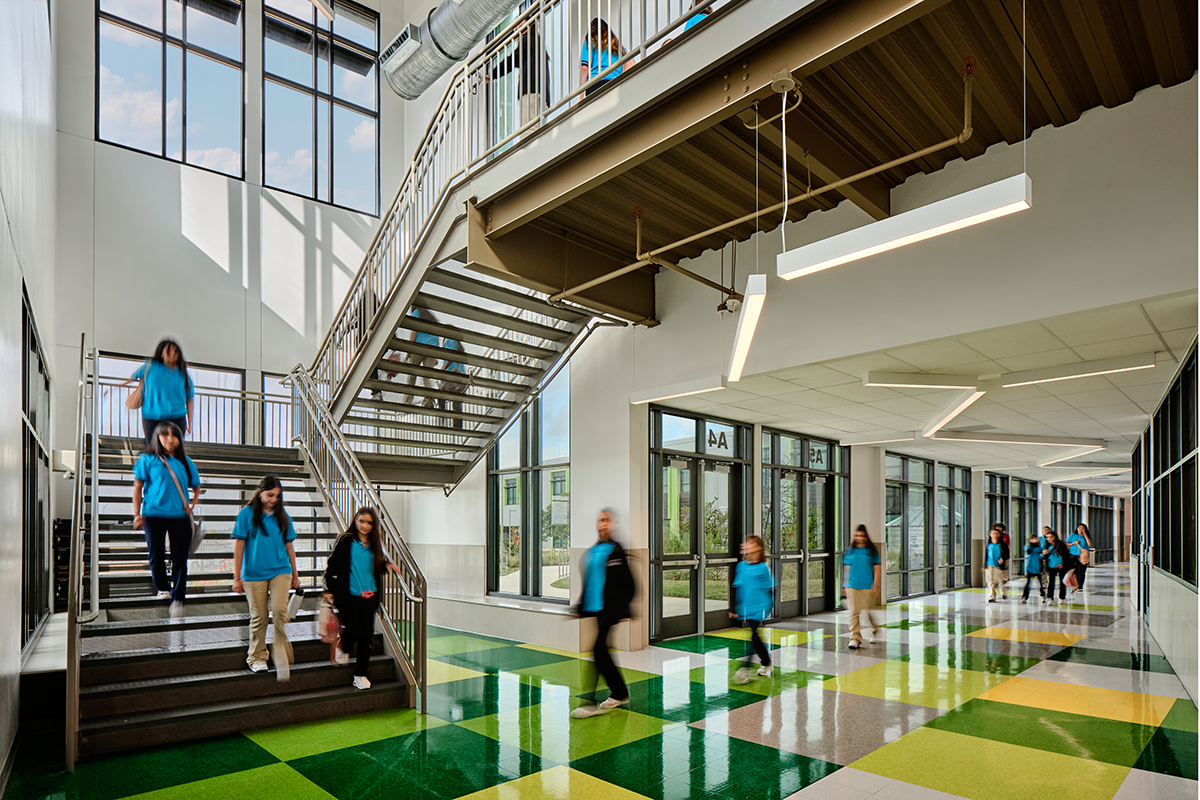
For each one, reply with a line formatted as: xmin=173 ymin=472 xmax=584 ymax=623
xmin=288 ymin=365 xmax=428 ymax=714
xmin=311 ymin=0 xmax=736 ymax=409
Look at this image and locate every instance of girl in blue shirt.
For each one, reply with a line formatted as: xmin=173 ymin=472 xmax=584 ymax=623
xmin=842 ymin=525 xmax=881 ymax=650
xmin=1021 ymin=535 xmax=1046 ymax=604
xmin=1043 ymin=530 xmax=1071 ymax=605
xmin=580 ymin=18 xmax=635 ymax=97
xmin=1066 ymin=524 xmax=1093 ymax=593
xmin=731 ymin=535 xmax=773 ymax=682
xmin=985 ymin=529 xmax=1010 ymax=603
xmin=128 ymin=339 xmax=195 ymax=444
xmin=232 ymin=475 xmax=299 ymax=675
xmin=132 ymin=421 xmax=200 ymax=613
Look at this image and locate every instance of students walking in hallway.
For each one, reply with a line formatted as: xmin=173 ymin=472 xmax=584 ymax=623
xmin=128 ymin=338 xmax=195 ymax=444
xmin=843 ymin=524 xmax=881 ymax=650
xmin=1067 ymin=523 xmax=1094 ymax=593
xmin=731 ymin=534 xmax=773 ymax=682
xmin=1043 ymin=530 xmax=1070 ymax=605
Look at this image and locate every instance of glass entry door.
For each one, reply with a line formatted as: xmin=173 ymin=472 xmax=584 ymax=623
xmin=774 ymin=472 xmax=834 ymax=616
xmin=805 ymin=475 xmax=833 ymax=614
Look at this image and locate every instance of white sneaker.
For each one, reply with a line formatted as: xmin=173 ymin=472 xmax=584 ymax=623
xmin=156 ymin=591 xmax=171 ymax=599
xmin=869 ymin=630 xmax=880 ymax=643
xmin=570 ymin=704 xmax=603 ymax=718
xmin=756 ymin=665 xmax=773 ymax=678
xmin=352 ymin=676 xmax=372 ymax=690
xmin=273 ymin=644 xmax=290 ymax=682
xmin=848 ymin=641 xmax=860 ymax=650
xmin=169 ymin=602 xmax=184 ymax=618
xmin=598 ymin=696 xmax=629 ymax=710
xmin=733 ymin=667 xmax=753 ymax=685
xmin=1020 ymin=599 xmax=1027 ymax=605
xmin=333 ymin=649 xmax=350 ymax=666
xmin=249 ymin=661 xmax=268 ymax=673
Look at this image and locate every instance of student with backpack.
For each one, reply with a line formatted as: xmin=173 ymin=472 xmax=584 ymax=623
xmin=730 ymin=535 xmax=773 ymax=683
xmin=1021 ymin=534 xmax=1046 ymax=604
xmin=985 ymin=528 xmax=1010 ymax=602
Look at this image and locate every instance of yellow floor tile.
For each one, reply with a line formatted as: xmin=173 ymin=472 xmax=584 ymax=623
xmin=980 ymin=676 xmax=1176 ymax=725
xmin=456 ymin=766 xmax=647 ymax=800
xmin=426 ymin=659 xmax=486 ymax=685
xmin=822 ymin=661 xmax=1007 ymax=710
xmin=517 ymin=644 xmax=587 ymax=659
xmin=965 ymin=626 xmax=1086 ymax=646
xmin=706 ymin=627 xmax=807 ymax=646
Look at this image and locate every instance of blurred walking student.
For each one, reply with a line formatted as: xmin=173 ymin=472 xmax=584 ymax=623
xmin=730 ymin=535 xmax=773 ymax=682
xmin=985 ymin=528 xmax=1009 ymax=602
xmin=400 ymin=307 xmax=442 ymax=408
xmin=580 ymin=18 xmax=634 ymax=97
xmin=132 ymin=421 xmax=200 ymax=617
xmin=1043 ymin=530 xmax=1070 ymax=605
xmin=843 ymin=525 xmax=881 ymax=650
xmin=126 ymin=338 xmax=195 ymax=444
xmin=571 ymin=509 xmax=635 ymax=718
xmin=490 ymin=16 xmax=550 ymax=127
xmin=1021 ymin=534 xmax=1046 ymax=604
xmin=994 ymin=523 xmax=1011 ymax=589
xmin=232 ymin=475 xmax=300 ymax=678
xmin=438 ymin=338 xmax=469 ymax=429
xmin=323 ymin=507 xmax=404 ymax=690
xmin=1067 ymin=523 xmax=1093 ymax=593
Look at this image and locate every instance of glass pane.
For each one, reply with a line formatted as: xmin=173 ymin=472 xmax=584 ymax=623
xmin=885 ymin=455 xmax=903 ymax=480
xmin=761 ymin=468 xmax=772 ymax=546
xmin=497 ymin=423 xmax=519 ymax=469
xmin=780 ymin=476 xmax=798 ymax=551
xmin=806 ymin=478 xmax=826 ymax=551
xmin=662 ymin=464 xmax=691 ymax=556
xmin=702 ymin=468 xmax=730 ymax=554
xmin=333 ymin=104 xmax=377 ymax=213
xmin=807 ymin=441 xmax=830 ymax=471
xmin=267 ymin=0 xmax=313 ymax=23
xmin=704 ymin=567 xmax=729 ymax=614
xmin=954 ymin=491 xmax=965 ymax=563
xmin=782 ymin=436 xmax=803 ymax=467
xmin=265 ymin=14 xmax=314 ymax=86
xmin=333 ymin=41 xmax=377 ymax=110
xmin=498 ymin=473 xmax=521 ymax=594
xmin=101 ymin=0 xmax=161 ymax=30
xmin=99 ymin=21 xmax=163 ymax=154
xmin=187 ymin=0 xmax=242 ymax=61
xmin=908 ymin=485 xmax=927 ymax=569
xmin=937 ymin=489 xmax=951 ymax=566
xmin=885 ymin=483 xmax=902 ymax=572
xmin=264 ymin=80 xmax=313 ymax=195
xmin=910 ymin=571 xmax=930 ymax=594
xmin=539 ymin=362 xmax=569 ymax=463
xmin=540 ymin=470 xmax=569 ymax=600
xmin=317 ymin=35 xmax=330 ymax=94
xmin=886 ymin=571 xmax=901 ymax=599
xmin=782 ymin=562 xmax=798 ymax=603
xmin=334 ymin=1 xmax=376 ymax=49
xmin=661 ymin=414 xmax=695 ymax=452
xmin=914 ymin=461 xmax=931 ymax=485
xmin=167 ymin=0 xmax=182 ymax=38
xmin=662 ymin=569 xmax=693 ymax=625
xmin=185 ymin=52 xmax=242 ymax=176
xmin=166 ymin=44 xmax=182 ymax=159
xmin=937 ymin=464 xmax=950 ymax=487
xmin=807 ymin=560 xmax=824 ymax=600
xmin=704 ymin=421 xmax=735 ymax=458
xmin=761 ymin=432 xmax=771 ymax=465
xmin=316 ymin=97 xmax=330 ymax=201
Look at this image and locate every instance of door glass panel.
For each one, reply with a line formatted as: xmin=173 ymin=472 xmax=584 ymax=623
xmin=761 ymin=432 xmax=772 ymax=465
xmin=807 ymin=478 xmax=826 ymax=551
xmin=955 ymin=493 xmax=966 ymax=565
xmin=761 ymin=469 xmax=772 ymax=545
xmin=807 ymin=442 xmax=830 ymax=471
xmin=782 ymin=562 xmax=798 ymax=603
xmin=781 ymin=475 xmax=799 ymax=551
xmin=661 ymin=414 xmax=696 ymax=452
xmin=807 ymin=560 xmax=825 ymax=599
xmin=662 ymin=569 xmax=694 ymax=627
xmin=498 ymin=473 xmax=521 ymax=594
xmin=782 ymin=436 xmax=803 ymax=466
xmin=662 ymin=463 xmax=692 ymax=556
xmin=908 ymin=486 xmax=927 ymax=569
xmin=885 ymin=483 xmax=902 ymax=573
xmin=703 ymin=467 xmax=730 ymax=554
xmin=938 ymin=489 xmax=951 ymax=566
xmin=705 ymin=421 xmax=735 ymax=457
xmin=704 ymin=567 xmax=729 ymax=614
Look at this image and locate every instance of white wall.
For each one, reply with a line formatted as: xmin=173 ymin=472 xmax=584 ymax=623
xmin=1149 ymin=571 xmax=1199 ymax=703
xmin=1 ymin=0 xmax=57 ymax=780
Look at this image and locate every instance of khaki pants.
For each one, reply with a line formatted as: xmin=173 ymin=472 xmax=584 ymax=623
xmin=986 ymin=566 xmax=1007 ymax=600
xmin=519 ymin=93 xmax=545 ymax=127
xmin=847 ymin=588 xmax=879 ymax=645
xmin=245 ymin=573 xmax=293 ymax=667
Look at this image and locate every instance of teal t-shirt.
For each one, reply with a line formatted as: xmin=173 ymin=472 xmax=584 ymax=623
xmin=133 ymin=453 xmax=200 ymax=518
xmin=581 ymin=44 xmax=622 ymax=81
xmin=349 ymin=540 xmax=378 ymax=596
xmin=583 ymin=542 xmax=614 ymax=613
xmin=1024 ymin=544 xmax=1043 ymax=574
xmin=986 ymin=542 xmax=1005 ymax=567
xmin=231 ymin=505 xmax=296 ymax=582
xmin=843 ymin=546 xmax=880 ymax=590
xmin=132 ymin=360 xmax=194 ymax=421
xmin=1066 ymin=532 xmax=1087 ymax=556
xmin=733 ymin=560 xmax=773 ymax=620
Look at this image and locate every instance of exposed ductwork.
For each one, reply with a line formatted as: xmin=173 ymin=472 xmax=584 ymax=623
xmin=382 ymin=0 xmax=522 ymax=100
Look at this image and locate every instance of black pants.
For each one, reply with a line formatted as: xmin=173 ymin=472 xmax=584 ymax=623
xmin=437 ymin=379 xmax=469 ymax=428
xmin=1072 ymin=557 xmax=1088 ymax=590
xmin=143 ymin=516 xmax=191 ymax=603
xmin=747 ymin=620 xmax=771 ymax=667
xmin=1046 ymin=566 xmax=1068 ymax=599
xmin=588 ymin=614 xmax=628 ymax=702
xmin=1021 ymin=572 xmax=1045 ymax=600
xmin=143 ymin=416 xmax=188 ymax=445
xmin=338 ymin=595 xmax=379 ymax=677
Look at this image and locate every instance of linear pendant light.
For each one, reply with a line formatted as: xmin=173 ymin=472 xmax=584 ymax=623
xmin=921 ymin=385 xmax=987 ymax=437
xmin=629 ymin=375 xmax=727 ymax=405
xmin=727 ymin=273 xmax=767 ymax=382
xmin=777 ymin=174 xmax=1032 ymax=280
xmin=999 ymin=352 xmax=1157 ymax=388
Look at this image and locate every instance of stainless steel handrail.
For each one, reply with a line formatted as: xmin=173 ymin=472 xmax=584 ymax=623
xmin=288 ymin=365 xmax=428 ymax=714
xmin=65 ymin=336 xmax=95 ymax=772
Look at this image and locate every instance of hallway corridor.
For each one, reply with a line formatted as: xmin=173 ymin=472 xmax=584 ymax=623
xmin=6 ymin=565 xmax=1195 ymax=800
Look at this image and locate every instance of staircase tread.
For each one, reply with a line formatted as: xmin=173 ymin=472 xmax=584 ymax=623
xmin=81 ymin=654 xmax=394 ymax=696
xmin=83 ymin=609 xmax=320 ymax=634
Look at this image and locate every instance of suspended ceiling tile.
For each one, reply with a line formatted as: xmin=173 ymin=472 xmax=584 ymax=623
xmin=821 ymin=382 xmax=904 ymax=403
xmin=957 ymin=324 xmax=1070 ymax=360
xmin=823 ymin=352 xmax=924 ymax=377
xmin=705 ymin=388 xmax=759 ymax=404
xmin=1140 ymin=294 xmax=1198 ymax=332
xmin=1026 ymin=408 xmax=1095 ymax=425
xmin=792 ymin=409 xmax=857 ymax=426
xmin=1117 ymin=384 xmax=1167 ymax=404
xmin=943 ymin=360 xmax=1009 ymax=377
xmin=773 ymin=390 xmax=851 ymax=410
xmin=885 ymin=339 xmax=991 ymax=370
xmin=1073 ymin=334 xmax=1166 ymax=361
xmin=769 ymin=364 xmax=844 ymax=381
xmin=1001 ymin=396 xmax=1077 ymax=414
xmin=730 ymin=375 xmax=806 ymax=397
xmin=993 ymin=348 xmax=1082 ymax=372
xmin=785 ymin=370 xmax=860 ymax=390
xmin=1078 ymin=402 xmax=1149 ymax=420
xmin=1162 ymin=328 xmax=1198 ymax=351
xmin=730 ymin=396 xmax=806 ymax=414
xmin=1042 ymin=305 xmax=1156 ymax=346
xmin=825 ymin=403 xmax=896 ymax=420
xmin=864 ymin=396 xmax=942 ymax=415
xmin=1045 ymin=375 xmax=1119 ymax=395
xmin=826 ymin=419 xmax=888 ymax=434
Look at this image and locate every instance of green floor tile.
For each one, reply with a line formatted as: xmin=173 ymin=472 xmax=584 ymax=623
xmin=926 ymin=698 xmax=1157 ymax=767
xmin=427 ymin=634 xmax=513 ymax=658
xmin=247 ymin=707 xmax=447 ymax=760
xmin=3 ymin=733 xmax=279 ymax=800
xmin=432 ymin=645 xmax=575 ymax=674
xmin=882 ymin=620 xmax=983 ymax=635
xmin=621 ymin=674 xmax=766 ymax=723
xmin=1049 ymin=646 xmax=1176 ymax=674
xmin=289 ymin=723 xmax=547 ymax=800
xmin=1160 ymin=698 xmax=1200 ymax=733
xmin=654 ymin=634 xmax=779 ymax=657
xmin=511 ymin=656 xmax=656 ymax=698
xmin=1133 ymin=725 xmax=1199 ymax=780
xmin=124 ymin=763 xmax=334 ymax=800
xmin=424 ymin=672 xmax=544 ymax=723
xmin=458 ymin=695 xmax=681 ymax=764
xmin=898 ymin=646 xmax=1041 ymax=676
xmin=570 ymin=725 xmax=839 ymax=800
xmin=687 ymin=661 xmax=833 ymax=698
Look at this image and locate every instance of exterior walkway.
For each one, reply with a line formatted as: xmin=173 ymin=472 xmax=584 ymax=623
xmin=5 ymin=565 xmax=1195 ymax=800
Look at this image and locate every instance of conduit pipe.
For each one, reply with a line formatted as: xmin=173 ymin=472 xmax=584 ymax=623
xmin=549 ymin=72 xmax=975 ymax=303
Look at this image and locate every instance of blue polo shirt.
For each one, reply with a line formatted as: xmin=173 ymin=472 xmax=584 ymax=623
xmin=443 ymin=338 xmax=466 ymax=373
xmin=133 ymin=453 xmax=200 ymax=518
xmin=132 ymin=360 xmax=194 ymax=421
xmin=231 ymin=506 xmax=296 ymax=582
xmin=408 ymin=310 xmax=439 ymax=346
xmin=1047 ymin=547 xmax=1064 ymax=569
xmin=1066 ymin=532 xmax=1087 ymax=556
xmin=583 ymin=542 xmax=614 ymax=613
xmin=684 ymin=11 xmax=709 ymax=31
xmin=581 ymin=44 xmax=622 ymax=81
xmin=1024 ymin=544 xmax=1043 ymax=574
xmin=349 ymin=540 xmax=377 ymax=596
xmin=843 ymin=546 xmax=880 ymax=590
xmin=986 ymin=542 xmax=1005 ymax=567
xmin=733 ymin=560 xmax=773 ymax=621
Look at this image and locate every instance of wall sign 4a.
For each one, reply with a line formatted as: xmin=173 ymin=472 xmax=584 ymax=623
xmin=707 ymin=429 xmax=728 ymax=450
xmin=808 ymin=442 xmax=830 ymax=471
xmin=705 ymin=422 xmax=735 ymax=457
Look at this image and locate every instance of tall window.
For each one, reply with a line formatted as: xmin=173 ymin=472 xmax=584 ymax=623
xmin=22 ymin=294 xmax=51 ymax=648
xmin=487 ymin=364 xmax=570 ymax=601
xmin=98 ymin=0 xmax=245 ymax=176
xmin=263 ymin=0 xmax=379 ymax=214
xmin=1088 ymin=495 xmax=1116 ymax=564
xmin=884 ymin=454 xmax=932 ymax=599
xmin=98 ymin=354 xmax=245 ymax=444
xmin=1050 ymin=486 xmax=1082 ymax=542
xmin=935 ymin=464 xmax=971 ymax=591
xmin=987 ymin=474 xmax=1037 ymax=573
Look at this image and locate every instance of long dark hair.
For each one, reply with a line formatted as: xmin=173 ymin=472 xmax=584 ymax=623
xmin=589 ymin=18 xmax=622 ymax=54
xmin=345 ymin=506 xmax=386 ymax=572
xmin=151 ymin=338 xmax=193 ymax=391
xmin=1044 ymin=530 xmax=1069 ymax=560
xmin=249 ymin=474 xmax=290 ymax=538
xmin=852 ymin=524 xmax=878 ymax=555
xmin=143 ymin=421 xmax=189 ymax=464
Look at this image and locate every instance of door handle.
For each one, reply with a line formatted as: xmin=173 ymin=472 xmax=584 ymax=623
xmin=669 ymin=560 xmax=699 ymax=568
xmin=706 ymin=558 xmax=737 ymax=565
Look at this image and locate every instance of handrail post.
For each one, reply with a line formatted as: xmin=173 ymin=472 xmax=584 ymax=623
xmin=89 ymin=347 xmax=100 ymax=615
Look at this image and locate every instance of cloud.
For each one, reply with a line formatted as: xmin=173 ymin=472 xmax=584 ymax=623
xmin=338 ymin=71 xmax=375 ymax=108
xmin=99 ymin=65 xmax=162 ymax=152
xmin=347 ymin=119 xmax=375 ymax=152
xmin=100 ymin=10 xmax=160 ymax=47
xmin=187 ymin=147 xmax=241 ymax=176
xmin=265 ymin=148 xmax=313 ymax=194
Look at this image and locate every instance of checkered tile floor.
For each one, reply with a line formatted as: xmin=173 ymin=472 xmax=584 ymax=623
xmin=6 ymin=565 xmax=1196 ymax=800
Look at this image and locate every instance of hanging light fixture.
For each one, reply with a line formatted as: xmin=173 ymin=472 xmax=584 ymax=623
xmin=727 ymin=274 xmax=766 ymax=382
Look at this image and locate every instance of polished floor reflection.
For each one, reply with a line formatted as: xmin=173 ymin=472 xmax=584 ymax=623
xmin=6 ymin=565 xmax=1197 ymax=800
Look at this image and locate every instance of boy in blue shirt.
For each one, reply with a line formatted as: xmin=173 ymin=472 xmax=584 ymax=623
xmin=1021 ymin=534 xmax=1046 ymax=604
xmin=842 ymin=525 xmax=881 ymax=650
xmin=985 ymin=528 xmax=1010 ymax=602
xmin=731 ymin=535 xmax=773 ymax=682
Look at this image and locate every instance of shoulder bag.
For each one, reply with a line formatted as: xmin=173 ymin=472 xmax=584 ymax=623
xmin=125 ymin=361 xmax=148 ymax=410
xmin=161 ymin=456 xmax=205 ymax=556
xmin=1078 ymin=548 xmax=1091 ymax=565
